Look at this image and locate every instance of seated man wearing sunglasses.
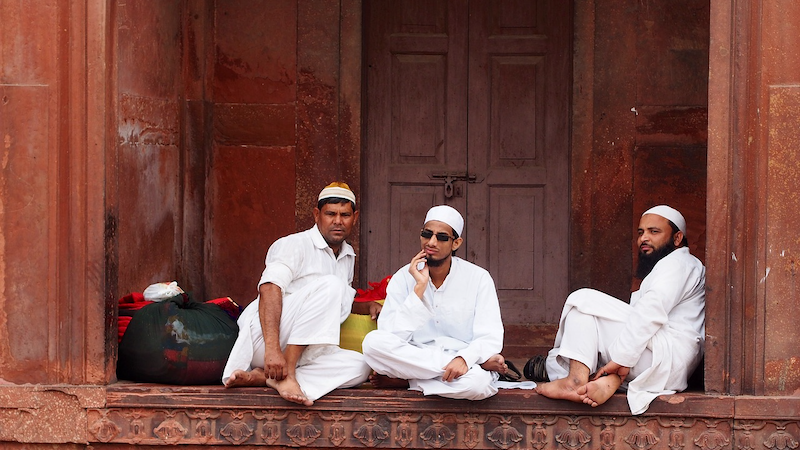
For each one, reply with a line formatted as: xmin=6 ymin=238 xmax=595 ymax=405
xmin=361 ymin=205 xmax=505 ymax=400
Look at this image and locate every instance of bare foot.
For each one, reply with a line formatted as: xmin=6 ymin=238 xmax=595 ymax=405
xmin=266 ymin=375 xmax=314 ymax=406
xmin=535 ymin=376 xmax=586 ymax=403
xmin=369 ymin=373 xmax=410 ymax=389
xmin=224 ymin=368 xmax=267 ymax=387
xmin=577 ymin=374 xmax=621 ymax=407
xmin=480 ymin=354 xmax=508 ymax=374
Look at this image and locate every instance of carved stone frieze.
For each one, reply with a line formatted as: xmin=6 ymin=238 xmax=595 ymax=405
xmin=79 ymin=399 xmax=800 ymax=449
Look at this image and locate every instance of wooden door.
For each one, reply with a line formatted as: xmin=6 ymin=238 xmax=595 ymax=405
xmin=364 ymin=0 xmax=570 ymax=325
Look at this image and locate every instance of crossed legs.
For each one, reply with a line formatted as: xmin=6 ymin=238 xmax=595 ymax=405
xmin=225 ymin=344 xmax=313 ymax=406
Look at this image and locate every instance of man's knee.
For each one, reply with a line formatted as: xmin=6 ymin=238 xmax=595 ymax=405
xmin=566 ymin=287 xmax=597 ymax=302
xmin=449 ymin=369 xmax=496 ymax=400
xmin=361 ymin=330 xmax=387 ymax=357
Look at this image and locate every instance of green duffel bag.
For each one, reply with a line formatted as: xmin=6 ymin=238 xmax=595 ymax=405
xmin=117 ymin=293 xmax=238 ymax=385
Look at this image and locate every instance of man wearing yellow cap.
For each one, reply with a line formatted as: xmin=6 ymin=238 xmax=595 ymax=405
xmin=362 ymin=205 xmax=506 ymax=400
xmin=534 ymin=205 xmax=705 ymax=414
xmin=222 ymin=182 xmax=379 ymax=406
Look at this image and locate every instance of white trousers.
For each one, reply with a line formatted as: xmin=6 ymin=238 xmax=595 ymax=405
xmin=362 ymin=330 xmax=497 ymax=400
xmin=546 ymin=289 xmax=652 ymax=382
xmin=222 ymin=275 xmax=371 ymax=400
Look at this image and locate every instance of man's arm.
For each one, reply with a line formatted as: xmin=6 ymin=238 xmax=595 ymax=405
xmin=453 ymin=270 xmax=504 ymax=369
xmin=351 ymin=300 xmax=383 ymax=320
xmin=608 ymin=256 xmax=693 ymax=367
xmin=259 ymin=282 xmax=287 ymax=380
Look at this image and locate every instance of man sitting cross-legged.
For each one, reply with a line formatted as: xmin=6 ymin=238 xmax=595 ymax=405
xmin=362 ymin=205 xmax=507 ymax=400
xmin=222 ymin=182 xmax=381 ymax=406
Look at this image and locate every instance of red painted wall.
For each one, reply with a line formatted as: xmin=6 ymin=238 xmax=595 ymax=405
xmin=571 ymin=0 xmax=709 ymax=300
xmin=111 ymin=0 xmax=361 ymax=306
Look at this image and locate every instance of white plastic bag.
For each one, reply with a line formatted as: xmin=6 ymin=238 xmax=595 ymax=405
xmin=143 ymin=281 xmax=184 ymax=302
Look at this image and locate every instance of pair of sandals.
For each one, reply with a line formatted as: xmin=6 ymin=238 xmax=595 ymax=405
xmin=496 ymin=355 xmax=550 ymax=382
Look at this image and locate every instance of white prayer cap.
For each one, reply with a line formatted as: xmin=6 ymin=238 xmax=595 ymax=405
xmin=318 ymin=182 xmax=356 ymax=205
xmin=642 ymin=205 xmax=686 ymax=235
xmin=424 ymin=205 xmax=464 ymax=237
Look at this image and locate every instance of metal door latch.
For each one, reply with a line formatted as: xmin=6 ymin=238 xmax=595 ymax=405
xmin=429 ymin=172 xmax=478 ymax=198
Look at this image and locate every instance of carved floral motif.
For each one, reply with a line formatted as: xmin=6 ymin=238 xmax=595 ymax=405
xmin=694 ymin=428 xmax=730 ymax=450
xmin=153 ymin=418 xmax=186 ymax=444
xmin=355 ymin=422 xmax=389 ymax=447
xmin=355 ymin=414 xmax=390 ymax=447
xmin=396 ymin=421 xmax=415 ymax=447
xmin=464 ymin=423 xmax=481 ymax=449
xmin=735 ymin=420 xmax=766 ymax=450
xmin=556 ymin=417 xmax=592 ymax=450
xmin=261 ymin=421 xmax=280 ymax=445
xmin=89 ymin=416 xmax=120 ymax=443
xmin=486 ymin=417 xmax=523 ymax=450
xmin=421 ymin=422 xmax=456 ymax=448
xmin=600 ymin=423 xmax=616 ymax=450
xmin=220 ymin=419 xmax=253 ymax=445
xmin=624 ymin=418 xmax=659 ymax=450
xmin=764 ymin=427 xmax=799 ymax=450
xmin=330 ymin=422 xmax=347 ymax=447
xmin=531 ymin=423 xmax=549 ymax=450
xmin=254 ymin=409 xmax=289 ymax=445
xmin=287 ymin=422 xmax=321 ymax=446
xmin=668 ymin=428 xmax=685 ymax=450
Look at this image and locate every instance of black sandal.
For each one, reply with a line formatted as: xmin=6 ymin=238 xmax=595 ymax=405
xmin=523 ymin=355 xmax=549 ymax=382
xmin=497 ymin=360 xmax=523 ymax=382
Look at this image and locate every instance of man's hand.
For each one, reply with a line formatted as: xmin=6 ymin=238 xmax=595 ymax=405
xmin=263 ymin=345 xmax=288 ymax=381
xmin=409 ymin=250 xmax=430 ymax=299
xmin=351 ymin=300 xmax=383 ymax=320
xmin=259 ymin=283 xmax=286 ymax=380
xmin=442 ymin=356 xmax=468 ymax=382
xmin=593 ymin=361 xmax=630 ymax=382
xmin=367 ymin=301 xmax=382 ymax=319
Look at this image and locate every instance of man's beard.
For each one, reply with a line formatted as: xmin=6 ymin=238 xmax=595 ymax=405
xmin=425 ymin=253 xmax=449 ymax=267
xmin=635 ymin=240 xmax=677 ymax=279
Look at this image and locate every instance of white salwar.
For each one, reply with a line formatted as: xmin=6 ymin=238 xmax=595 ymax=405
xmin=546 ymin=247 xmax=706 ymax=414
xmin=362 ymin=257 xmax=504 ymax=400
xmin=222 ymin=225 xmax=371 ymax=401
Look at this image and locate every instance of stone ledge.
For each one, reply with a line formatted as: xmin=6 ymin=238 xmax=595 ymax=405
xmin=3 ymin=384 xmax=800 ymax=448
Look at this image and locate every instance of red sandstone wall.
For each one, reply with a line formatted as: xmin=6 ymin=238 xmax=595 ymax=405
xmin=203 ymin=0 xmax=362 ymax=304
xmin=111 ymin=0 xmax=362 ymax=306
xmin=570 ymin=0 xmax=709 ymax=300
xmin=115 ymin=0 xmax=184 ymax=297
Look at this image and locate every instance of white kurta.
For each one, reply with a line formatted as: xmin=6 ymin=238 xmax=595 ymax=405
xmin=362 ymin=257 xmax=504 ymax=400
xmin=222 ymin=225 xmax=371 ymax=400
xmin=546 ymin=246 xmax=705 ymax=414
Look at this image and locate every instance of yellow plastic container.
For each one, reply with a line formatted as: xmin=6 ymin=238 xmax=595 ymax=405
xmin=339 ymin=300 xmax=384 ymax=353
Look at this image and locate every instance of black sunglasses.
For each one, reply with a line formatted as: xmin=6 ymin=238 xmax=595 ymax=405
xmin=420 ymin=229 xmax=455 ymax=242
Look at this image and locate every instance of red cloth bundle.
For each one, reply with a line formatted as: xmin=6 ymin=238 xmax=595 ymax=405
xmin=355 ymin=275 xmax=391 ymax=302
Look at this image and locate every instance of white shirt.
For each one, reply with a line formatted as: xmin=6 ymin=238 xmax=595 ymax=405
xmin=258 ymin=224 xmax=356 ymax=296
xmin=377 ymin=257 xmax=504 ymax=368
xmin=608 ymin=246 xmax=706 ymax=368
